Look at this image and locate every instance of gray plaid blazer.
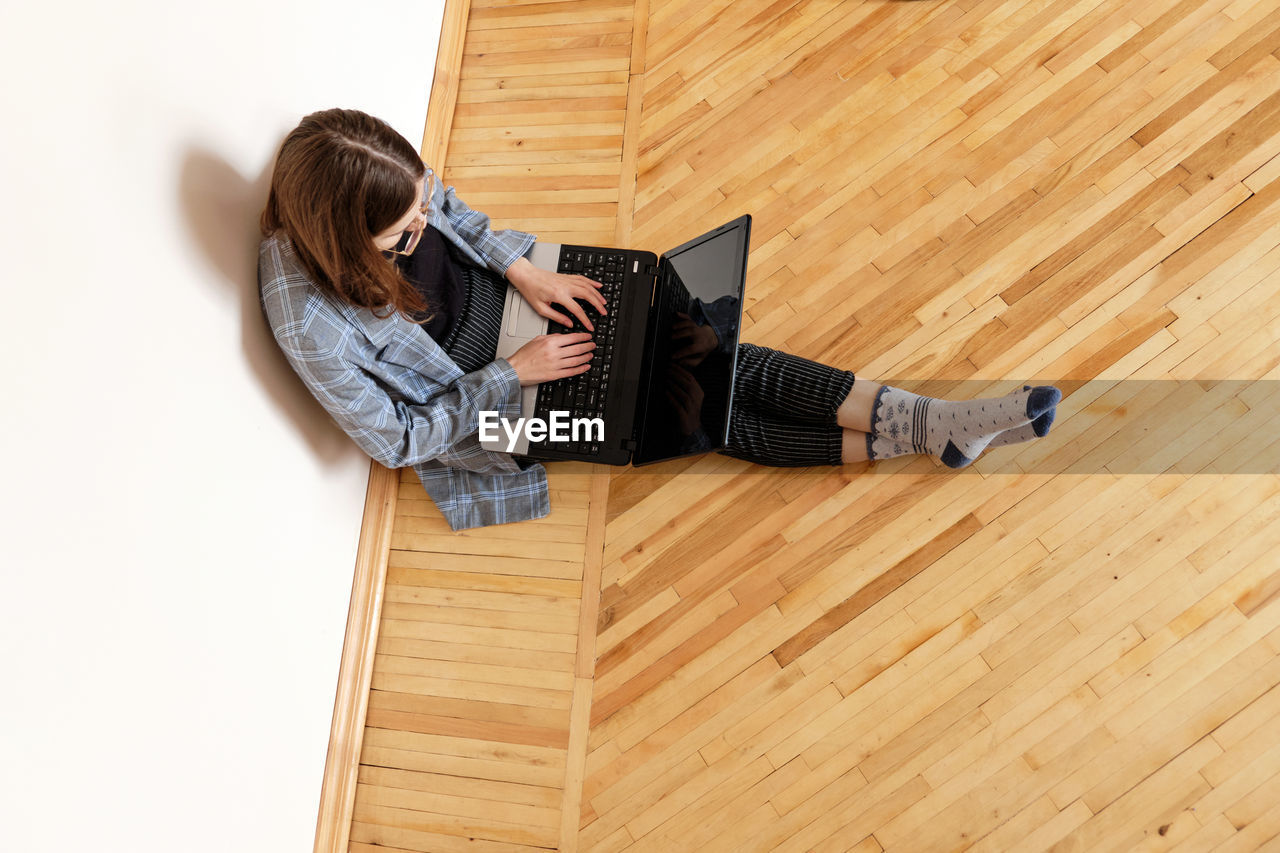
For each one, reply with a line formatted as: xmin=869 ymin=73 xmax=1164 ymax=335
xmin=259 ymin=169 xmax=550 ymax=531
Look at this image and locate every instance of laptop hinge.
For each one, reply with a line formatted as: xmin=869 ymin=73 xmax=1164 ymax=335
xmin=622 ymin=437 xmax=637 ymax=451
xmin=644 ymin=263 xmax=660 ymax=277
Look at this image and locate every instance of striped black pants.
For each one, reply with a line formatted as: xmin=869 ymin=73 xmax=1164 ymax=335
xmin=441 ymin=266 xmax=857 ymax=468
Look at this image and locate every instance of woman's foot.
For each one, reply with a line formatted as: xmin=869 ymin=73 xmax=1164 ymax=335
xmin=865 ymin=384 xmax=1061 ymax=468
xmin=840 ymin=407 xmax=1055 ymax=464
xmin=984 ymin=407 xmax=1056 ymax=450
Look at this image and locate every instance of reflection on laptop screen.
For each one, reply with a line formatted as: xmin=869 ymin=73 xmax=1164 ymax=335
xmin=633 ymin=218 xmax=749 ymax=465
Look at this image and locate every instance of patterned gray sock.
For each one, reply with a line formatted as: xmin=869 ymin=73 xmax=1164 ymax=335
xmin=985 ymin=407 xmax=1056 ymax=450
xmin=864 ymin=384 xmax=1061 ymax=468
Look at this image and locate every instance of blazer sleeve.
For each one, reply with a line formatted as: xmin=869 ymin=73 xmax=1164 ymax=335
xmin=434 ymin=176 xmax=537 ymax=276
xmin=278 ymin=331 xmax=523 ymax=470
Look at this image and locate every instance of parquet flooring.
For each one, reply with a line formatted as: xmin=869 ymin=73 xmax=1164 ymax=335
xmin=347 ymin=0 xmax=1280 ymax=850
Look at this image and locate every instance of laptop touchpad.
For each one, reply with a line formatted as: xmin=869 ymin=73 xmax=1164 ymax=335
xmin=509 ymin=294 xmax=545 ymax=338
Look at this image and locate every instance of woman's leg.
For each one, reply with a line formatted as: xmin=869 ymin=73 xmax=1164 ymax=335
xmin=732 ymin=343 xmax=858 ymax=425
xmin=840 ymin=429 xmax=870 ymax=463
xmin=723 ymin=342 xmax=1061 ymax=467
xmin=835 ymin=378 xmax=882 ymax=433
xmin=719 ymin=404 xmax=848 ymax=467
xmin=836 ymin=418 xmax=1051 ymax=464
xmin=728 ymin=420 xmax=1048 ymax=466
xmin=833 ymin=376 xmax=1061 ymax=468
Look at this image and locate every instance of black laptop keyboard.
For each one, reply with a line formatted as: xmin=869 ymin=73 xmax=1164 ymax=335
xmin=532 ymin=249 xmax=627 ymax=455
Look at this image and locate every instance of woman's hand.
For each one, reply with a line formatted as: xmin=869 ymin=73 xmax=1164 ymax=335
xmin=505 ymin=332 xmax=596 ymax=387
xmin=505 ymin=257 xmax=607 ymax=332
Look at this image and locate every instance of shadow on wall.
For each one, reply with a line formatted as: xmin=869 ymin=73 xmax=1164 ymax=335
xmin=177 ymin=145 xmax=357 ymax=467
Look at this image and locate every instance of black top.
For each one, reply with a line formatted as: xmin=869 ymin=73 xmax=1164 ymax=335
xmin=395 ymin=225 xmax=467 ymax=344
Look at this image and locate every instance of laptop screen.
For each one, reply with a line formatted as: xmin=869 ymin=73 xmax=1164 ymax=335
xmin=632 ymin=215 xmax=751 ymax=466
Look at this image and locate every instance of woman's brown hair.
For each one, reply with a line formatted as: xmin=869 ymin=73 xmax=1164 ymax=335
xmin=260 ymin=108 xmax=434 ymax=321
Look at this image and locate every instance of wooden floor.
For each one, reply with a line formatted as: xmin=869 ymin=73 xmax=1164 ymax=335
xmin=347 ymin=0 xmax=1280 ymax=850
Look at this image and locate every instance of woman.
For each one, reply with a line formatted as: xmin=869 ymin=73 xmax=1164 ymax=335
xmin=259 ymin=108 xmax=1061 ymax=530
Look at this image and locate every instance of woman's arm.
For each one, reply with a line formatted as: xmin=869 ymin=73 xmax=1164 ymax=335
xmin=428 ymin=169 xmax=536 ymax=277
xmin=279 ymin=332 xmax=522 ymax=470
xmin=426 ymin=170 xmax=606 ymax=331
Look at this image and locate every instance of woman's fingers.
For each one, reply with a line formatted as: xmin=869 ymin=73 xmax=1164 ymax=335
xmin=577 ymin=277 xmax=607 ymax=314
xmin=549 ymin=332 xmax=595 ymax=373
xmin=560 ymin=275 xmax=606 ymax=315
xmin=553 ymin=331 xmax=594 ymax=345
xmin=562 ymin=343 xmax=595 ymax=362
xmin=541 ymin=274 xmax=606 ymax=329
xmin=561 ymin=298 xmax=595 ymax=332
xmin=558 ymin=300 xmax=589 ymax=329
xmin=560 ymin=341 xmax=597 ymax=356
xmin=512 ymin=332 xmax=599 ymax=384
xmin=544 ymin=306 xmax=573 ymax=328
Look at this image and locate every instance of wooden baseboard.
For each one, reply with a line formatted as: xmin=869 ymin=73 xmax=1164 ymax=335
xmin=311 ymin=1 xmax=471 ymax=850
xmin=311 ymin=463 xmax=399 ymax=853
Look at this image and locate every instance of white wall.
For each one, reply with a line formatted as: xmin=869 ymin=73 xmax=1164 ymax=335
xmin=0 ymin=1 xmax=445 ymax=849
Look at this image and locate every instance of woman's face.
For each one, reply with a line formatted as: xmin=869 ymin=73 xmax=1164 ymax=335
xmin=371 ymin=175 xmax=427 ymax=252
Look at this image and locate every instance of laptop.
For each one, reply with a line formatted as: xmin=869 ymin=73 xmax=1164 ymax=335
xmin=479 ymin=215 xmax=751 ymax=466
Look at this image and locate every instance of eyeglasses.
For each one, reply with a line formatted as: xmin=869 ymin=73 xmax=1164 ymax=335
xmin=383 ymin=169 xmax=437 ymax=258
xmin=386 ymin=202 xmax=429 ymax=257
